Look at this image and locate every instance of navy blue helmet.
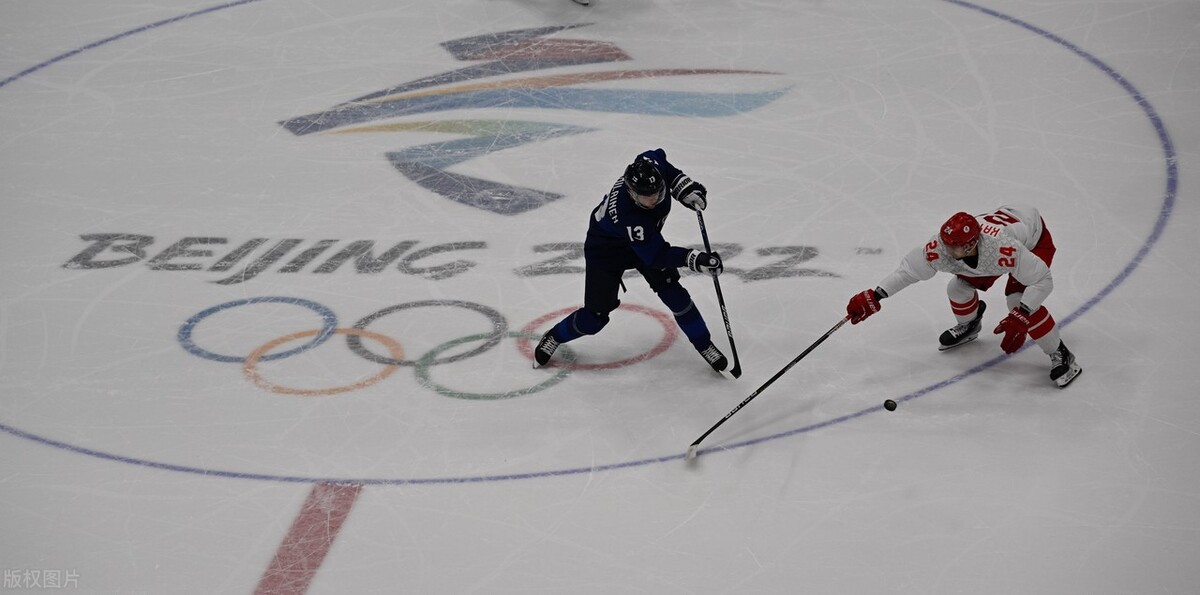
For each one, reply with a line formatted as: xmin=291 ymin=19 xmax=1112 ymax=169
xmin=624 ymin=157 xmax=663 ymax=200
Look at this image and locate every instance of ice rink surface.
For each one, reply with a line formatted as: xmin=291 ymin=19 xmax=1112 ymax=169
xmin=2 ymin=0 xmax=1198 ymax=593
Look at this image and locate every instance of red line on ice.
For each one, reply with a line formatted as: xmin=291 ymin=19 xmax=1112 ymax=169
xmin=255 ymin=482 xmax=363 ymax=595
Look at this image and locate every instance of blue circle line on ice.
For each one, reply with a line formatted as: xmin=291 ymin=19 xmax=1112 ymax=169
xmin=178 ymin=296 xmax=339 ymax=363
xmin=0 ymin=0 xmax=1177 ymax=484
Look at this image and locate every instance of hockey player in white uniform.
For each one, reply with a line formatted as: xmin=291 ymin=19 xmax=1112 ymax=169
xmin=845 ymin=205 xmax=1082 ymax=388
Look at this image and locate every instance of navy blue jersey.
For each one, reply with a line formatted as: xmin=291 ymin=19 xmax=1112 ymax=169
xmin=585 ymin=149 xmax=692 ymax=270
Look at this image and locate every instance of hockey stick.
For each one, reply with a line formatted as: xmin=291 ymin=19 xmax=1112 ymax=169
xmin=695 ymin=209 xmax=742 ymax=378
xmin=685 ymin=316 xmax=849 ymax=461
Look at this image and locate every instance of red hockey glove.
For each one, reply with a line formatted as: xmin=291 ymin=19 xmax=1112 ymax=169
xmin=993 ymin=307 xmax=1032 ymax=354
xmin=847 ymin=289 xmax=881 ymax=324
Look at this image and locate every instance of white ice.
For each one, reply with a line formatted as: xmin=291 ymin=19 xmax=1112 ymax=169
xmin=2 ymin=0 xmax=1199 ymax=593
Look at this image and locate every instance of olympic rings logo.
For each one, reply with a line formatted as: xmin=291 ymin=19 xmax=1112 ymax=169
xmin=177 ymin=296 xmax=679 ymax=400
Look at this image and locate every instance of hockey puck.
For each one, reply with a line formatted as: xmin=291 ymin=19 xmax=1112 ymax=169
xmin=883 ymin=399 xmax=897 ymax=411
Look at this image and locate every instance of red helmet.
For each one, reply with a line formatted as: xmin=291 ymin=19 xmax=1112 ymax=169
xmin=940 ymin=212 xmax=980 ymax=247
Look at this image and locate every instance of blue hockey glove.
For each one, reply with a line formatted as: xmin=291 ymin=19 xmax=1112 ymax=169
xmin=687 ymin=250 xmax=722 ymax=276
xmin=671 ymin=174 xmax=707 ymax=211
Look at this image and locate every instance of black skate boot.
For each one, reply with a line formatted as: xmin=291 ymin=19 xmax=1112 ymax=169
xmin=699 ymin=342 xmax=728 ymax=372
xmin=938 ymin=301 xmax=987 ymax=351
xmin=1049 ymin=341 xmax=1082 ymax=388
xmin=533 ymin=330 xmax=560 ymax=368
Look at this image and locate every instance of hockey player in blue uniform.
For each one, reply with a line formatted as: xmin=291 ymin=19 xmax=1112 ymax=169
xmin=533 ymin=149 xmax=728 ymax=372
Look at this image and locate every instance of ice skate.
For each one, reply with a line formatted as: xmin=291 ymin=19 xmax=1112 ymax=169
xmin=533 ymin=330 xmax=560 ymax=368
xmin=938 ymin=301 xmax=987 ymax=351
xmin=1049 ymin=341 xmax=1082 ymax=388
xmin=698 ymin=342 xmax=728 ymax=372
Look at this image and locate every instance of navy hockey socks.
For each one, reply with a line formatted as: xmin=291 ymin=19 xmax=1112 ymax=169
xmin=550 ymin=308 xmax=609 ymax=343
xmin=672 ymin=301 xmax=712 ymax=351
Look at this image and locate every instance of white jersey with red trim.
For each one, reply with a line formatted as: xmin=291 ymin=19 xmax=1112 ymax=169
xmin=876 ymin=205 xmax=1054 ymax=311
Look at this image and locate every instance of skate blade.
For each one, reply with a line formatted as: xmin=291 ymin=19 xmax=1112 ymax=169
xmin=938 ymin=334 xmax=978 ymax=352
xmin=1054 ymin=364 xmax=1082 ymax=388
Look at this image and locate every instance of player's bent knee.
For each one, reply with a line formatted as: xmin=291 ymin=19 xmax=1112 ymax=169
xmin=571 ymin=309 xmax=610 ymax=336
xmin=654 ymin=283 xmax=693 ymax=312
